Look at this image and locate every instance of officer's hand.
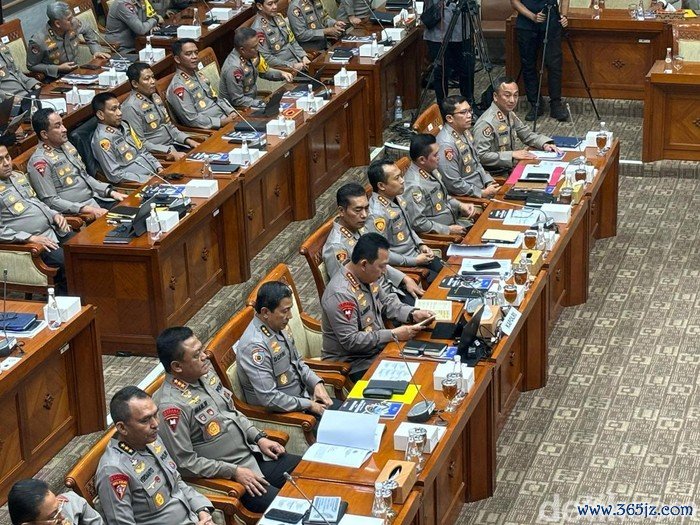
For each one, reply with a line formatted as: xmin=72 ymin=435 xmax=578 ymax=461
xmin=481 ymin=183 xmax=500 ymax=198
xmin=258 ymin=438 xmax=286 ymax=459
xmin=335 ymin=21 xmax=347 ymax=30
xmin=186 ymin=138 xmax=201 ymax=148
xmin=81 ymin=204 xmax=108 ymax=218
xmin=449 ymin=224 xmax=467 ymax=236
xmin=402 ymin=275 xmax=424 ymax=298
xmin=302 ymin=56 xmax=311 ymax=66
xmin=233 ymin=467 xmax=269 ymax=496
xmin=415 ymin=253 xmax=434 ymax=265
xmin=513 ymin=149 xmax=537 ymax=161
xmin=349 ymin=15 xmax=362 ymax=25
xmin=313 ymin=382 xmax=333 ymax=406
xmin=168 ymin=150 xmax=187 ymax=161
xmin=93 ymin=51 xmax=111 ymax=60
xmin=58 ymin=62 xmax=78 ymax=73
xmin=324 ymin=26 xmax=343 ymax=38
xmin=53 ymin=213 xmax=70 ymax=232
xmin=28 ymin=235 xmax=59 ymax=251
xmin=221 ymin=114 xmax=236 ymax=126
xmin=419 ymin=244 xmax=433 ymax=256
xmin=391 ymin=324 xmax=421 ymax=341
xmin=560 ymin=15 xmax=568 ymax=27
xmin=292 ymin=62 xmax=305 ymax=71
xmin=534 ymin=11 xmax=546 ymax=23
xmin=156 ymin=14 xmax=165 ymax=24
xmin=412 ymin=309 xmax=435 ymax=323
xmin=308 ymin=401 xmax=327 ymax=416
xmin=281 ymin=71 xmax=295 ymax=82
xmin=460 ymin=202 xmax=477 ymax=218
xmin=111 ymin=190 xmax=128 ymax=201
xmin=197 ymin=511 xmax=214 ymax=525
xmin=543 ymin=143 xmax=562 ymax=154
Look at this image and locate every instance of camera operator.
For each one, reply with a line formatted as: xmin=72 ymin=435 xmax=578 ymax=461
xmin=510 ymin=0 xmax=568 ymax=122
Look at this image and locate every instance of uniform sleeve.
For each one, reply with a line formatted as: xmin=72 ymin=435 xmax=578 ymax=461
xmin=291 ymin=38 xmax=307 ymax=59
xmin=71 ymin=493 xmax=104 ymax=525
xmin=298 ymin=357 xmax=322 ymax=393
xmin=322 ymin=290 xmax=394 ymax=353
xmin=85 ymin=172 xmax=113 ymax=198
xmin=261 ymin=67 xmax=285 ymax=81
xmin=167 ymin=84 xmax=220 ymax=129
xmin=115 ymin=2 xmax=158 ymax=36
xmin=238 ymin=341 xmax=312 ymax=412
xmin=472 ymin=120 xmax=511 ymax=169
xmin=288 ymin=5 xmax=325 ymax=42
xmin=78 ymin=21 xmax=102 ymax=55
xmin=26 ymin=39 xmax=58 ymax=77
xmin=437 ymin=139 xmax=480 ymax=197
xmin=91 ymin=134 xmax=125 ymax=183
xmin=385 ymin=265 xmax=406 ymax=287
xmin=377 ymin=282 xmax=413 ymax=323
xmin=96 ymin=464 xmax=137 ymax=525
xmin=27 ymin=158 xmax=82 ymax=214
xmin=157 ymin=404 xmax=240 ymax=479
xmin=449 ymin=197 xmax=461 ymax=217
xmin=340 ymin=0 xmax=356 ymax=17
xmin=121 ymin=102 xmax=170 ymax=154
xmin=404 ymin=183 xmax=448 ymax=235
xmin=514 ymin=116 xmax=552 ymax=150
xmin=223 ymin=68 xmax=261 ymax=108
xmin=177 ymin=477 xmax=213 ymax=514
xmin=322 ymin=240 xmax=349 ymax=281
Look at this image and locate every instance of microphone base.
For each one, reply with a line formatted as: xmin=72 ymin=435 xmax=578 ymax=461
xmin=407 ymin=400 xmax=435 ymax=423
xmin=379 ymin=39 xmax=395 ymax=47
xmin=0 ymin=336 xmax=17 ymax=358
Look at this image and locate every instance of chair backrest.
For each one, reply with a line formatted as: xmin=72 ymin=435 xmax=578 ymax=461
xmin=207 ymin=306 xmax=255 ymax=398
xmin=68 ymin=116 xmax=100 ymax=177
xmin=101 ymin=0 xmax=115 ymax=18
xmin=67 ymin=0 xmax=101 ymax=33
xmin=395 ymin=156 xmax=410 ymax=174
xmin=155 ymin=72 xmax=182 ymax=124
xmin=240 ymin=15 xmax=255 ymax=29
xmin=412 ymin=103 xmax=443 ymax=135
xmin=673 ymin=23 xmax=700 ymax=61
xmin=320 ymin=0 xmax=337 ymax=19
xmin=299 ymin=216 xmax=336 ymax=299
xmin=0 ymin=19 xmax=30 ymax=75
xmin=12 ymin=146 xmax=36 ymax=174
xmin=245 ymin=263 xmax=322 ymax=359
xmin=198 ymin=47 xmax=221 ymax=91
xmin=64 ymin=428 xmax=116 ymax=506
xmin=277 ymin=0 xmax=291 ymax=16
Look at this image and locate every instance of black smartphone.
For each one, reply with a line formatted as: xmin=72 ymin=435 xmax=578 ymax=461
xmin=264 ymin=508 xmax=306 ymax=523
xmin=473 ymin=261 xmax=501 ymax=271
xmin=50 ymin=87 xmax=72 ymax=94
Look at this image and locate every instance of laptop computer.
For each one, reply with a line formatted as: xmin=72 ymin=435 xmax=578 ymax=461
xmin=250 ymin=90 xmax=285 ymax=118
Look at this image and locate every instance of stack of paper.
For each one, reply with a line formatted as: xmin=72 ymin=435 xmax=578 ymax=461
xmin=414 ymin=299 xmax=452 ymax=321
xmin=446 ymin=243 xmax=497 ymax=258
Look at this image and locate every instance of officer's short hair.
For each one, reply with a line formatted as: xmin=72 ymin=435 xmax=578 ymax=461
xmin=235 ymin=27 xmax=258 ymax=48
xmin=352 ymin=232 xmax=390 ymax=264
xmin=8 ymin=479 xmax=49 ymax=525
xmin=336 ymin=182 xmax=366 ymax=208
xmin=92 ymin=92 xmax=118 ymax=115
xmin=494 ymin=76 xmax=518 ymax=93
xmin=367 ymin=159 xmax=394 ymax=192
xmin=409 ymin=133 xmax=436 ymax=162
xmin=172 ymin=38 xmax=198 ymax=57
xmin=127 ymin=62 xmax=152 ymax=86
xmin=110 ymin=386 xmax=151 ymax=424
xmin=47 ymin=1 xmax=71 ymax=22
xmin=254 ymin=281 xmax=293 ymax=313
xmin=31 ymin=108 xmax=57 ymax=136
xmin=440 ymin=95 xmax=467 ymax=120
xmin=254 ymin=0 xmax=266 ymax=5
xmin=156 ymin=326 xmax=194 ymax=372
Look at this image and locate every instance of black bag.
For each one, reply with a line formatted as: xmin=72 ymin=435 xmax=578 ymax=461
xmin=420 ymin=0 xmax=442 ymax=29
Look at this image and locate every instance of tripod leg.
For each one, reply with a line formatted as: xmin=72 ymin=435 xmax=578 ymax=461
xmin=563 ymin=32 xmax=600 ymax=121
xmin=532 ymin=6 xmax=553 ymax=133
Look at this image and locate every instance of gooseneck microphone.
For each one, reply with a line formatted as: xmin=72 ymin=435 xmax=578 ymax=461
xmin=0 ymin=269 xmax=18 ymax=357
xmin=282 ymin=472 xmax=333 ymax=525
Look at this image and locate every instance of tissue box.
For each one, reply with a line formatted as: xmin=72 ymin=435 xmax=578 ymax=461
xmin=297 ymin=97 xmax=325 ymax=113
xmin=333 ymin=69 xmax=357 ymax=88
xmin=43 ymin=296 xmax=81 ymax=323
xmin=516 ymin=249 xmax=544 ymax=275
xmin=433 ymin=361 xmax=475 ymax=393
xmin=66 ymin=89 xmax=95 ymax=106
xmin=376 ymin=460 xmax=417 ymax=504
xmin=359 ymin=43 xmax=385 ymax=57
xmin=394 ymin=422 xmax=445 ymax=453
xmin=230 ymin=147 xmax=261 ymax=165
xmin=281 ymin=107 xmax=304 ymax=126
xmin=98 ymin=71 xmax=127 ymax=87
xmin=154 ymin=210 xmax=179 ymax=232
xmin=541 ymin=203 xmax=571 ymax=224
xmin=478 ymin=304 xmax=502 ymax=339
xmin=210 ymin=7 xmax=234 ymax=20
xmin=139 ymin=47 xmax=166 ymax=62
xmin=177 ymin=25 xmax=202 ymax=39
xmin=184 ymin=179 xmax=218 ymax=198
xmin=382 ymin=27 xmax=406 ymax=41
xmin=266 ymin=118 xmax=296 ymax=137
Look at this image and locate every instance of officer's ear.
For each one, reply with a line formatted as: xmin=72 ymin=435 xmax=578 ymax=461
xmin=115 ymin=420 xmax=128 ymax=436
xmin=260 ymin=306 xmax=272 ymax=319
xmin=170 ymin=359 xmax=184 ymax=374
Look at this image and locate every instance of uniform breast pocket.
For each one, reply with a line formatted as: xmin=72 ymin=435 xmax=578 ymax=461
xmin=3 ymin=194 xmax=26 ymax=216
xmin=272 ymin=354 xmax=292 ymax=386
xmin=195 ymin=408 xmax=223 ymax=442
xmin=143 ymin=472 xmax=170 ymax=512
xmin=117 ymin=144 xmax=136 ymax=164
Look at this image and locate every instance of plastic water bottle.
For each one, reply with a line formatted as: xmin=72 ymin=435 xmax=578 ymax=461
xmin=277 ymin=112 xmax=287 ymax=138
xmin=241 ymin=139 xmax=250 ymax=167
xmin=453 ymin=355 xmax=465 ymax=401
xmin=371 ymin=33 xmax=379 ymax=58
xmin=46 ymin=288 xmax=62 ymax=330
xmin=664 ymin=48 xmax=673 ymax=73
xmin=192 ymin=7 xmax=200 ymax=25
xmin=145 ymin=35 xmax=154 ymax=64
xmin=201 ymin=155 xmax=213 ymax=180
xmin=109 ymin=66 xmax=118 ymax=86
xmin=636 ymin=0 xmax=644 ymax=20
xmin=307 ymin=83 xmax=316 ymax=114
xmin=394 ymin=96 xmax=403 ymax=121
xmin=371 ymin=482 xmax=387 ymax=519
xmin=29 ymin=95 xmax=38 ymax=119
xmin=148 ymin=203 xmax=162 ymax=241
xmin=70 ymin=84 xmax=80 ymax=106
xmin=338 ymin=66 xmax=349 ymax=87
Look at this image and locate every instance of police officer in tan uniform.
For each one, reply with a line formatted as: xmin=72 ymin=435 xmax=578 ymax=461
xmin=154 ymin=326 xmax=301 ymax=513
xmin=436 ymin=95 xmax=500 ymax=198
xmin=252 ymin=0 xmax=310 ymax=71
xmin=365 ymin=159 xmax=443 ymax=284
xmin=287 ymin=0 xmax=345 ymax=51
xmin=105 ymin=0 xmax=163 ymax=52
xmin=8 ymin=479 xmax=103 ymax=525
xmin=323 ymin=182 xmax=424 ymax=306
xmin=27 ymin=2 xmax=109 ymax=79
xmin=122 ymin=62 xmax=199 ymax=161
xmin=473 ymin=77 xmax=558 ymax=174
xmin=167 ymin=39 xmax=236 ymax=130
xmin=404 ymin=133 xmax=476 ymax=237
xmin=336 ymin=0 xmax=371 ymax=25
xmin=220 ymin=28 xmax=292 ymax=109
xmin=238 ymin=281 xmax=337 ymax=415
xmin=0 ymin=43 xmax=41 ymax=101
xmin=90 ymin=93 xmax=162 ymax=184
xmin=321 ymin=233 xmax=434 ymax=381
xmin=96 ymin=387 xmax=216 ymax=525
xmin=28 ymin=109 xmax=127 ymax=217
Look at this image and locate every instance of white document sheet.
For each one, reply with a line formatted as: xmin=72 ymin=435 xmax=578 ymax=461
xmin=302 ymin=412 xmax=384 ymax=467
xmin=446 ymin=243 xmax=497 ymax=258
xmin=370 ymin=359 xmax=419 ymax=382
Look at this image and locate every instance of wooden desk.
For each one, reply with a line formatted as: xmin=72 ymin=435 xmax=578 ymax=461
xmin=276 ymin=479 xmax=422 ymax=525
xmin=294 ymin=361 xmax=496 ymax=524
xmin=134 ymin=3 xmax=255 ymax=63
xmin=64 ymin=177 xmax=248 ymax=355
xmin=0 ymin=302 xmax=105 ymax=504
xmin=643 ymin=60 xmax=700 ymax=162
xmin=169 ymin=78 xmax=369 ymax=258
xmin=310 ymin=26 xmax=425 ymax=146
xmin=505 ymin=9 xmax=674 ymax=99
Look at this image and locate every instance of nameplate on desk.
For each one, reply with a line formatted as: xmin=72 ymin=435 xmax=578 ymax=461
xmin=501 ymin=307 xmax=522 ymax=336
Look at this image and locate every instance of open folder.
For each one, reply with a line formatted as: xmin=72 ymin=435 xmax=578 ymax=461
xmin=302 ymin=411 xmax=384 ymax=468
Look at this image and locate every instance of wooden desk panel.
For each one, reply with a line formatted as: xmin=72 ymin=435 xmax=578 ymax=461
xmin=505 ymin=10 xmax=672 ymax=99
xmin=64 ymin=178 xmax=247 ymax=355
xmin=0 ymin=302 xmax=105 ymax=504
xmin=643 ymin=60 xmax=700 ymax=162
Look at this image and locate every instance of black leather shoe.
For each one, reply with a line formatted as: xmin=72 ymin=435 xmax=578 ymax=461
xmin=550 ymin=100 xmax=569 ymax=121
xmin=525 ymin=102 xmax=545 ymax=121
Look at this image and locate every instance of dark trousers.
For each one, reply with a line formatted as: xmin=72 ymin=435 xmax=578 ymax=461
xmin=95 ymin=197 xmax=118 ymax=209
xmin=426 ymin=40 xmax=475 ymax=107
xmin=516 ymin=27 xmax=563 ymax=104
xmin=240 ymin=452 xmax=302 ymax=513
xmin=423 ymin=257 xmax=444 ymax=286
xmin=42 ymin=231 xmax=76 ymax=295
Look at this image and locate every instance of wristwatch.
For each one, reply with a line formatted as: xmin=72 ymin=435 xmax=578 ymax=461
xmin=407 ymin=309 xmax=418 ymax=324
xmin=253 ymin=431 xmax=268 ymax=444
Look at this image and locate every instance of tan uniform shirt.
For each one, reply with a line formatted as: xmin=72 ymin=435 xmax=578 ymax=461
xmin=105 ymin=0 xmax=159 ymax=51
xmin=219 ymin=49 xmax=284 ymax=108
xmin=55 ymin=491 xmax=104 ymax=525
xmin=251 ymin=14 xmax=306 ymax=69
xmin=436 ymin=123 xmax=494 ymax=197
xmin=366 ymin=193 xmax=424 ymax=267
xmin=91 ymin=122 xmax=162 ymax=183
xmin=27 ymin=20 xmax=101 ymax=78
xmin=122 ymin=90 xmax=191 ymax=154
xmin=287 ymin=0 xmax=336 ymax=51
xmin=0 ymin=171 xmax=59 ymax=243
xmin=0 ymin=44 xmax=41 ymax=100
xmin=167 ymin=69 xmax=234 ymax=130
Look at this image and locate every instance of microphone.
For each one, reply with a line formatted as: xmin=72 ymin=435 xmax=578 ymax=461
xmin=0 ymin=269 xmax=18 ymax=358
xmin=88 ymin=27 xmax=126 ymax=61
xmin=566 ymin=103 xmax=584 ymax=152
xmin=395 ymin=338 xmax=435 ymax=423
xmin=133 ymin=158 xmax=191 ymax=206
xmin=282 ymin=473 xmax=333 ymax=525
xmin=358 ymin=0 xmax=394 ymax=46
xmin=293 ymin=68 xmax=332 ymax=100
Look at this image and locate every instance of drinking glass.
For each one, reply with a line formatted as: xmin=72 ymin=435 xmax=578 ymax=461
xmin=514 ymin=264 xmax=528 ymax=286
xmin=559 ymin=187 xmax=573 ymax=204
xmin=673 ymin=55 xmax=684 ymax=73
xmin=408 ymin=427 xmax=428 ymax=472
xmin=596 ymin=131 xmax=608 ymax=156
xmin=441 ymin=376 xmax=458 ymax=413
xmin=524 ymin=230 xmax=537 ymax=249
xmin=628 ymin=3 xmax=637 ymax=18
xmin=503 ymin=284 xmax=518 ymax=308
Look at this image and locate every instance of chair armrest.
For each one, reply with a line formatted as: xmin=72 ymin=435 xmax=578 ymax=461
xmin=184 ymin=477 xmax=246 ymax=499
xmin=65 ymin=216 xmax=85 ymax=231
xmin=0 ymin=240 xmax=48 ymax=257
xmin=454 ymin=195 xmax=489 ymax=208
xmin=177 ymin=124 xmax=217 ymax=135
xmin=235 ymin=397 xmax=317 ymax=433
xmin=422 ymin=239 xmax=451 ymax=259
xmin=317 ymin=371 xmax=349 ymax=399
xmin=421 ymin=232 xmax=462 ymax=243
xmin=265 ymin=429 xmax=290 ymax=445
xmin=304 ymin=358 xmax=351 ymax=376
xmin=300 ymin=312 xmax=321 ymax=332
xmin=208 ymin=492 xmax=260 ymax=525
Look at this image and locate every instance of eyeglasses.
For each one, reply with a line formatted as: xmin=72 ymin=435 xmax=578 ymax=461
xmin=21 ymin=500 xmax=65 ymax=525
xmin=452 ymin=109 xmax=473 ymax=116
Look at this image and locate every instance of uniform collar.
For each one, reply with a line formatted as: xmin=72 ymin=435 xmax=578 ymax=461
xmin=253 ymin=314 xmax=279 ymax=338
